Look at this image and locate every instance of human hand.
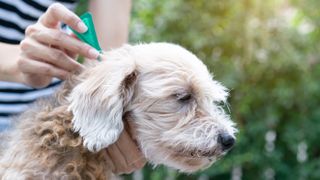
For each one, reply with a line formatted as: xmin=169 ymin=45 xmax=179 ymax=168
xmin=18 ymin=3 xmax=100 ymax=88
xmin=105 ymin=122 xmax=146 ymax=175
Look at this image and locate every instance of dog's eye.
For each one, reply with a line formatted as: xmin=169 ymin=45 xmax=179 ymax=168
xmin=176 ymin=93 xmax=192 ymax=102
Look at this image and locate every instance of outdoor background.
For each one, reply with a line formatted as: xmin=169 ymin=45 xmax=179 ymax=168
xmin=79 ymin=0 xmax=320 ymax=179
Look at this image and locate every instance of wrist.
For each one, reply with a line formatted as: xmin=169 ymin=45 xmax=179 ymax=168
xmin=0 ymin=43 xmax=24 ymax=83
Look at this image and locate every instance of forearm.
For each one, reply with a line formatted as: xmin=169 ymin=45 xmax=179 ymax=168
xmin=0 ymin=42 xmax=23 ymax=83
xmin=89 ymin=0 xmax=132 ymax=50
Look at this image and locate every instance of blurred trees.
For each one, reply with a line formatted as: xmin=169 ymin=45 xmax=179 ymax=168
xmin=127 ymin=0 xmax=320 ymax=179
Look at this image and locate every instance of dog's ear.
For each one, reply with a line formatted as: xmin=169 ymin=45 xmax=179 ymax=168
xmin=68 ymin=47 xmax=137 ymax=152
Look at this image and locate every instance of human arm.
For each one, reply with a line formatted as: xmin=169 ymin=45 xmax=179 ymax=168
xmin=89 ymin=0 xmax=131 ymax=50
xmin=0 ymin=43 xmax=21 ymax=83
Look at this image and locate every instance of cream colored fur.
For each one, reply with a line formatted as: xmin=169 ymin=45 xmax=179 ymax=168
xmin=0 ymin=43 xmax=237 ymax=179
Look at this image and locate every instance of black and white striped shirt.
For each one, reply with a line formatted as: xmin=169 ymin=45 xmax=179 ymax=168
xmin=0 ymin=0 xmax=78 ymax=131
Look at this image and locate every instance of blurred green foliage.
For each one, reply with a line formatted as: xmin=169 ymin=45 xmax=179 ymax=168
xmin=78 ymin=0 xmax=320 ymax=179
xmin=129 ymin=0 xmax=320 ymax=179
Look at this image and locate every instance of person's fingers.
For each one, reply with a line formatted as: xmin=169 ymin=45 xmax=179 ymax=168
xmin=126 ymin=120 xmax=138 ymax=141
xmin=65 ymin=49 xmax=78 ymax=60
xmin=25 ymin=24 xmax=38 ymax=37
xmin=104 ymin=121 xmax=146 ymax=175
xmin=21 ymin=38 xmax=84 ymax=72
xmin=18 ymin=56 xmax=69 ymax=81
xmin=106 ymin=143 xmax=128 ymax=174
xmin=104 ymin=151 xmax=116 ymax=172
xmin=66 ymin=33 xmax=80 ymax=59
xmin=115 ymin=129 xmax=146 ymax=170
xmin=39 ymin=3 xmax=87 ymax=33
xmin=31 ymin=28 xmax=99 ymax=59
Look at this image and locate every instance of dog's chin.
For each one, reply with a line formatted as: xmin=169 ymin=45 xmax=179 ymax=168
xmin=167 ymin=154 xmax=216 ymax=173
xmin=167 ymin=149 xmax=227 ymax=173
xmin=144 ymin=146 xmax=226 ymax=173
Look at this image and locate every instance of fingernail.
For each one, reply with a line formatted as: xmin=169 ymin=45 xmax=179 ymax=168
xmin=89 ymin=48 xmax=99 ymax=59
xmin=77 ymin=21 xmax=88 ymax=33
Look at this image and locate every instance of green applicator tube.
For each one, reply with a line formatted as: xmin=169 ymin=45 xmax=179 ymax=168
xmin=69 ymin=12 xmax=102 ymax=62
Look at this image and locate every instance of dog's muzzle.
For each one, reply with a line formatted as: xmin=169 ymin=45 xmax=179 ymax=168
xmin=218 ymin=132 xmax=235 ymax=151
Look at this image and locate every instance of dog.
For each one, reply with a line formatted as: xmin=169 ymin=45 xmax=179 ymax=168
xmin=0 ymin=42 xmax=237 ymax=179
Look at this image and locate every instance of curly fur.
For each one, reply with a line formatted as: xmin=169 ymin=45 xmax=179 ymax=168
xmin=0 ymin=80 xmax=111 ymax=179
xmin=0 ymin=42 xmax=237 ymax=179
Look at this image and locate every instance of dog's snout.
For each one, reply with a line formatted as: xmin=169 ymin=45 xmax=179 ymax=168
xmin=218 ymin=133 xmax=235 ymax=151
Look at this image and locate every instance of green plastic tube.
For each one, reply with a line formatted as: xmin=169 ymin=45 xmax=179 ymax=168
xmin=69 ymin=12 xmax=102 ymax=62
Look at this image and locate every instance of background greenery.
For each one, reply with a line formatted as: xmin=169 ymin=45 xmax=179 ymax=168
xmin=79 ymin=0 xmax=320 ymax=179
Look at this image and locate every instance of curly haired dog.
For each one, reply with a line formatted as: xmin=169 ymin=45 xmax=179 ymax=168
xmin=0 ymin=43 xmax=237 ymax=179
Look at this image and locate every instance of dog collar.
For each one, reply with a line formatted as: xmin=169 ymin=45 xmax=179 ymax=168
xmin=69 ymin=12 xmax=102 ymax=62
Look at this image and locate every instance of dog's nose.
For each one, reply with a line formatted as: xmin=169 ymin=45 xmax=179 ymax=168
xmin=218 ymin=132 xmax=235 ymax=151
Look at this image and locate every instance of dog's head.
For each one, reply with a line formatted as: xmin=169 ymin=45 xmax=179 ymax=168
xmin=68 ymin=43 xmax=237 ymax=172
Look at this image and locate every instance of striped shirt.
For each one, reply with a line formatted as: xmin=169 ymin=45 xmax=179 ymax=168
xmin=0 ymin=0 xmax=78 ymax=131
